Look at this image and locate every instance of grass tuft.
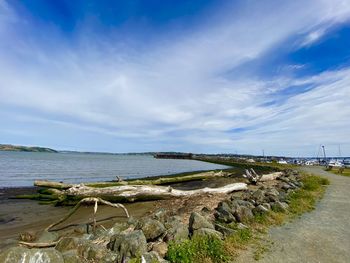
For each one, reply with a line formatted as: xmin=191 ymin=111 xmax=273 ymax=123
xmin=166 ymin=235 xmax=230 ymax=263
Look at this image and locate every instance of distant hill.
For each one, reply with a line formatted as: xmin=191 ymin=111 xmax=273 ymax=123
xmin=0 ymin=144 xmax=57 ymax=153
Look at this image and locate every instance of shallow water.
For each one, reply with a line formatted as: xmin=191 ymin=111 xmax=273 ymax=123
xmin=0 ymin=152 xmax=228 ymax=187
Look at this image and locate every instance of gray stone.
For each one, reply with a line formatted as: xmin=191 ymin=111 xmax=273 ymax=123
xmin=189 ymin=212 xmax=214 ymax=232
xmin=234 ymin=206 xmax=254 ymax=223
xmin=108 ymin=230 xmax=147 ymax=259
xmin=36 ymin=230 xmax=59 ymax=243
xmin=78 ymin=242 xmax=109 ymax=261
xmin=55 ymin=237 xmax=87 ymax=253
xmin=142 ymin=251 xmax=168 ymax=263
xmin=193 ymin=228 xmax=223 ymax=239
xmin=140 ymin=219 xmax=166 ymax=241
xmin=214 ymin=223 xmax=236 ymax=236
xmin=0 ymin=247 xmax=64 ymax=263
xmin=215 ymin=210 xmax=236 ymax=223
xmin=107 ymin=222 xmax=129 ymax=236
xmin=252 ymin=205 xmax=269 ymax=215
xmin=62 ymin=250 xmax=81 ymax=263
xmin=262 ymin=203 xmax=271 ymax=210
xmin=236 ymin=223 xmax=249 ymax=230
xmin=252 ymin=189 xmax=265 ymax=204
xmin=164 ymin=216 xmax=189 ymax=242
xmin=153 ymin=208 xmax=168 ymax=223
xmin=152 ymin=241 xmax=168 ymax=258
xmin=271 ymin=201 xmax=289 ymax=212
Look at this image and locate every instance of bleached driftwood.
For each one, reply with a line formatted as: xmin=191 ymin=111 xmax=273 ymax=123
xmin=259 ymin=172 xmax=283 ymax=182
xmin=64 ymin=183 xmax=248 ymax=202
xmin=243 ymin=169 xmax=283 ymax=184
xmin=34 ymin=170 xmax=227 ymax=189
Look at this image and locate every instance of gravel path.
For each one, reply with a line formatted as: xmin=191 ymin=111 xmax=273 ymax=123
xmin=242 ymin=166 xmax=350 ymax=263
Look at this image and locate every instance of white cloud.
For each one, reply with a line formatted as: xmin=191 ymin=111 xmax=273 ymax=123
xmin=0 ymin=0 xmax=350 ymax=155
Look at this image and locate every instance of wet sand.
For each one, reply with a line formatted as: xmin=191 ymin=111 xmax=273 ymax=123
xmin=0 ymin=187 xmax=155 ymax=250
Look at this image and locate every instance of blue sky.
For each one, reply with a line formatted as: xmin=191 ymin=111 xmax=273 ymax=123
xmin=0 ymin=0 xmax=350 ymax=156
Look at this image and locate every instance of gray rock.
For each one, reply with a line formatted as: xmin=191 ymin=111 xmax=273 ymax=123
xmin=189 ymin=212 xmax=214 ymax=232
xmin=271 ymin=201 xmax=289 ymax=212
xmin=252 ymin=189 xmax=265 ymax=204
xmin=214 ymin=223 xmax=236 ymax=236
xmin=152 ymin=242 xmax=168 ymax=258
xmin=164 ymin=216 xmax=189 ymax=242
xmin=282 ymin=183 xmax=292 ymax=190
xmin=214 ymin=210 xmax=236 ymax=223
xmin=61 ymin=250 xmax=81 ymax=263
xmin=236 ymin=200 xmax=255 ymax=209
xmin=0 ymin=247 xmax=64 ymax=263
xmin=78 ymin=242 xmax=109 ymax=261
xmin=153 ymin=208 xmax=168 ymax=223
xmin=140 ymin=219 xmax=166 ymax=241
xmin=234 ymin=206 xmax=254 ymax=223
xmin=142 ymin=251 xmax=168 ymax=263
xmin=55 ymin=237 xmax=87 ymax=253
xmin=236 ymin=223 xmax=249 ymax=230
xmin=193 ymin=228 xmax=223 ymax=239
xmin=262 ymin=203 xmax=271 ymax=210
xmin=36 ymin=230 xmax=59 ymax=243
xmin=108 ymin=230 xmax=147 ymax=259
xmin=252 ymin=205 xmax=269 ymax=215
xmin=107 ymin=222 xmax=129 ymax=236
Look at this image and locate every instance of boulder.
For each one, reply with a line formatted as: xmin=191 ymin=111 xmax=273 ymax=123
xmin=271 ymin=201 xmax=289 ymax=212
xmin=214 ymin=210 xmax=236 ymax=223
xmin=108 ymin=230 xmax=147 ymax=259
xmin=214 ymin=223 xmax=236 ymax=236
xmin=153 ymin=208 xmax=168 ymax=223
xmin=192 ymin=228 xmax=223 ymax=239
xmin=139 ymin=219 xmax=166 ymax=241
xmin=36 ymin=230 xmax=59 ymax=243
xmin=55 ymin=237 xmax=87 ymax=253
xmin=252 ymin=205 xmax=269 ymax=215
xmin=107 ymin=222 xmax=129 ymax=236
xmin=234 ymin=206 xmax=254 ymax=223
xmin=189 ymin=212 xmax=214 ymax=232
xmin=78 ymin=242 xmax=109 ymax=261
xmin=142 ymin=251 xmax=168 ymax=263
xmin=252 ymin=190 xmax=265 ymax=204
xmin=152 ymin=242 xmax=168 ymax=258
xmin=61 ymin=250 xmax=81 ymax=263
xmin=164 ymin=216 xmax=189 ymax=242
xmin=0 ymin=247 xmax=64 ymax=263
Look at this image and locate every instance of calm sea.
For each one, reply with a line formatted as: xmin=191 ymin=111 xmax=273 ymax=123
xmin=0 ymin=152 xmax=229 ymax=188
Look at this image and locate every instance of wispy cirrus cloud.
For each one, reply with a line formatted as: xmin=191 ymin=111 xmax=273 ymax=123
xmin=0 ymin=0 xmax=349 ymax=155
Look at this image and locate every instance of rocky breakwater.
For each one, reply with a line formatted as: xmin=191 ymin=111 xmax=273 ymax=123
xmin=0 ymin=169 xmax=303 ymax=262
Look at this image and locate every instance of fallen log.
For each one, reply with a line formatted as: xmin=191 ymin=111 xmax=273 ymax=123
xmin=34 ymin=170 xmax=228 ymax=189
xmin=63 ymin=183 xmax=248 ymax=202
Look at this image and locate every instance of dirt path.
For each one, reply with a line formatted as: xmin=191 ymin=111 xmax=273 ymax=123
xmin=237 ymin=166 xmax=350 ymax=263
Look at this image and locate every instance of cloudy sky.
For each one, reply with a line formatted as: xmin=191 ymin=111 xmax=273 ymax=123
xmin=0 ymin=0 xmax=349 ymax=156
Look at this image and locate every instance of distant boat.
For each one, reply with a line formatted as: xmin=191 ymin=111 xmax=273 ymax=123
xmin=328 ymin=159 xmax=344 ymax=168
xmin=278 ymin=159 xmax=288 ymax=164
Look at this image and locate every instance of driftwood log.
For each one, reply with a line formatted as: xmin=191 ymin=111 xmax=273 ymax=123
xmin=243 ymin=169 xmax=283 ymax=184
xmin=64 ymin=183 xmax=248 ymax=202
xmin=34 ymin=170 xmax=227 ymax=189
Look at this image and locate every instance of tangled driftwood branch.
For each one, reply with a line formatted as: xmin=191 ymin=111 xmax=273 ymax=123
xmin=243 ymin=169 xmax=283 ymax=184
xmin=46 ymin=197 xmax=129 ymax=232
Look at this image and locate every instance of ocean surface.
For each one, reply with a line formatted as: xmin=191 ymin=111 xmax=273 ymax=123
xmin=0 ymin=152 xmax=229 ymax=188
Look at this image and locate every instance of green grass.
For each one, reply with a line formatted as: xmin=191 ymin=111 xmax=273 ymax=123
xmin=165 ymin=173 xmax=329 ymax=263
xmin=166 ymin=235 xmax=230 ymax=263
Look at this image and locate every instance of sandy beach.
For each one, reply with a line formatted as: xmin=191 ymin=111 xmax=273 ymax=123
xmin=0 ymin=187 xmax=156 ymax=250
